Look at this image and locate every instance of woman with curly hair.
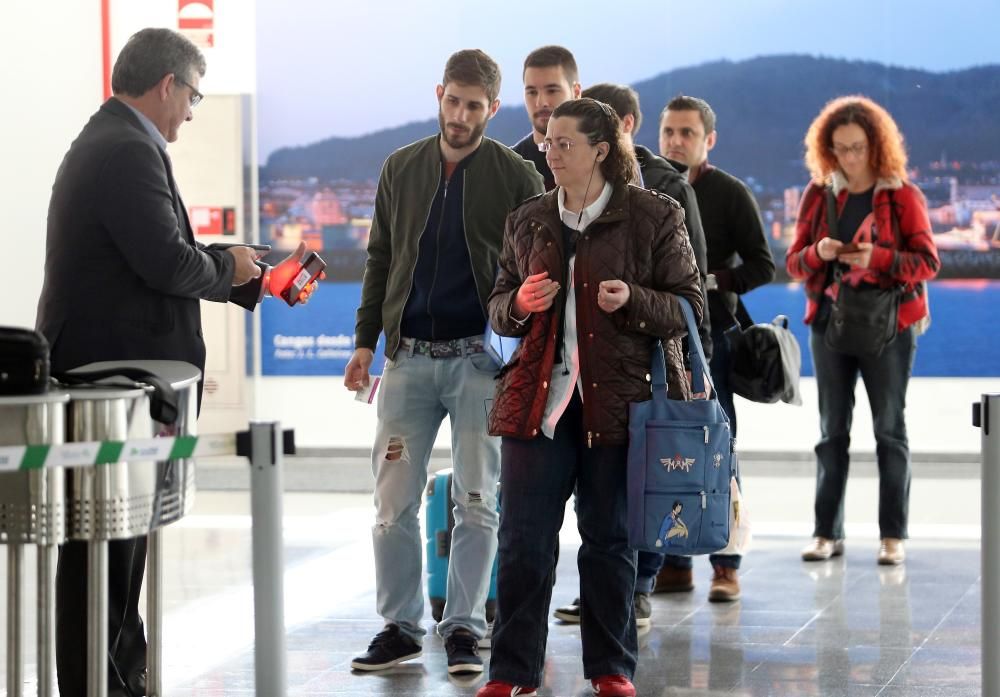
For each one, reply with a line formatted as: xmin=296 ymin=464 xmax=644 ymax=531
xmin=787 ymin=95 xmax=940 ymax=566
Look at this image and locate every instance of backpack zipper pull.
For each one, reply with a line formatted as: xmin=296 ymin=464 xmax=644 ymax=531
xmin=704 ymin=425 xmax=709 ymax=444
xmin=701 ymin=491 xmax=707 ymax=509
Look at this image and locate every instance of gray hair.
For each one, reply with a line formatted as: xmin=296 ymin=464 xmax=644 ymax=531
xmin=111 ymin=28 xmax=206 ymax=97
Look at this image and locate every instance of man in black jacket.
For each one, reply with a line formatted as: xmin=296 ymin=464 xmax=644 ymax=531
xmin=36 ymin=28 xmax=312 ymax=696
xmin=511 ymin=46 xmax=581 ymax=190
xmin=655 ymin=95 xmax=776 ymax=603
xmin=551 ymin=83 xmax=713 ymax=629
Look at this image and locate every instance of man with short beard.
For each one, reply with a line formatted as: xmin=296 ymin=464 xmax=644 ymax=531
xmin=345 ymin=49 xmax=543 ymax=676
xmin=511 ymin=45 xmax=581 ymax=190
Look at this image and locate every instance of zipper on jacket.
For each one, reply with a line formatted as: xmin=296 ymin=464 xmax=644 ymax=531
xmin=701 ymin=491 xmax=707 ymax=509
xmin=393 ymin=162 xmax=442 ymax=355
xmin=458 ymin=169 xmax=491 ymax=318
xmin=587 ymin=431 xmax=593 ymax=448
xmin=426 ymin=175 xmax=449 ymax=338
xmin=704 ymin=426 xmax=709 ymax=444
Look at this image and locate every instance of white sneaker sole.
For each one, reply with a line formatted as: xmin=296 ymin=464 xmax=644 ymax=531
xmin=350 ymin=649 xmax=422 ymax=671
xmin=447 ymin=661 xmax=485 ymax=675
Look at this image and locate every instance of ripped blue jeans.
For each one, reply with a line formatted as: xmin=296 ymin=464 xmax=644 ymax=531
xmin=370 ymin=341 xmax=500 ymax=642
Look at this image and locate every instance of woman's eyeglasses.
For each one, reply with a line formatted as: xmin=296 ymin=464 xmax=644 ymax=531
xmin=829 ymin=143 xmax=867 ymax=157
xmin=538 ymin=139 xmax=574 ymax=152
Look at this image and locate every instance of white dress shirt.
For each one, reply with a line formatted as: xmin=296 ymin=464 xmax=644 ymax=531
xmin=540 ymin=181 xmax=614 ymax=439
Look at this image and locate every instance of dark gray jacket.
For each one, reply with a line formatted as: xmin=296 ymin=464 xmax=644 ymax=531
xmin=635 ymin=144 xmax=712 ymax=360
xmin=36 ymin=98 xmax=261 ymax=379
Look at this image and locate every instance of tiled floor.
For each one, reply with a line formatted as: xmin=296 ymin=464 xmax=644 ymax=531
xmin=0 ymin=483 xmax=984 ymax=696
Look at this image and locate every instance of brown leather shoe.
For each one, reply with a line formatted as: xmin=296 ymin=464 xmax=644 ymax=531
xmin=878 ymin=538 xmax=905 ymax=565
xmin=708 ymin=566 xmax=741 ymax=602
xmin=801 ymin=537 xmax=845 ymax=561
xmin=653 ymin=565 xmax=694 ymax=593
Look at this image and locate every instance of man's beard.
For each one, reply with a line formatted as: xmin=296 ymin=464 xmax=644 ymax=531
xmin=439 ymin=110 xmax=487 ymax=150
xmin=532 ymin=110 xmax=551 ymax=137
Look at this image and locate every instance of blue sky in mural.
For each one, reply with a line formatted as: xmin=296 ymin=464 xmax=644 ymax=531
xmin=257 ymin=0 xmax=999 ymax=157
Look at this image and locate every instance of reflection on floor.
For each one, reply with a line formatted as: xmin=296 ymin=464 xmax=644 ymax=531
xmin=0 ymin=491 xmax=984 ymax=696
xmin=172 ymin=493 xmax=981 ymax=697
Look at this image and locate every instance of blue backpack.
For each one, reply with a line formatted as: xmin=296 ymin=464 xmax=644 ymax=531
xmin=626 ymin=297 xmax=737 ymax=555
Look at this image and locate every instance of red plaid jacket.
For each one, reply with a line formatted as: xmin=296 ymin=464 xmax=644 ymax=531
xmin=785 ymin=175 xmax=940 ymax=331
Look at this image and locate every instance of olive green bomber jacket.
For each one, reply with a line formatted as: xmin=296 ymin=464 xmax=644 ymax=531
xmin=355 ymin=135 xmax=544 ymax=358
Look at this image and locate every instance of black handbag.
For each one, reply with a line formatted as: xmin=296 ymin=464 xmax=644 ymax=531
xmin=0 ymin=327 xmax=50 ymax=395
xmin=824 ymin=281 xmax=900 ymax=358
xmin=822 ymin=189 xmax=901 ymax=358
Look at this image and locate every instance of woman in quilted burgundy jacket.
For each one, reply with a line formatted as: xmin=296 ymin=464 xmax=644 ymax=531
xmin=476 ymin=98 xmax=702 ymax=697
xmin=787 ymin=96 xmax=940 ymax=568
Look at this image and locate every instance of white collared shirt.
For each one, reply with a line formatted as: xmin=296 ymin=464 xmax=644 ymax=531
xmin=540 ymin=181 xmax=614 ymax=439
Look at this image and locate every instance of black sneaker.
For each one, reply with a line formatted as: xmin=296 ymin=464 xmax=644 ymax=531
xmin=445 ymin=628 xmax=483 ymax=674
xmin=350 ymin=624 xmax=422 ymax=671
xmin=634 ymin=592 xmax=652 ymax=628
xmin=553 ymin=597 xmax=581 ymax=623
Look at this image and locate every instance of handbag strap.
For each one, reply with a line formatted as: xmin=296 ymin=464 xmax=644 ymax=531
xmin=824 ymin=188 xmax=845 ymax=285
xmin=650 ymin=296 xmax=719 ymax=404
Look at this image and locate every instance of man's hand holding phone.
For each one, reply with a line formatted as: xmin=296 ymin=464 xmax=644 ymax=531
xmin=268 ymin=241 xmax=327 ymax=305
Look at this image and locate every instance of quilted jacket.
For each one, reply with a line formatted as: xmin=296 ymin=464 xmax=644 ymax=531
xmin=487 ymin=182 xmax=704 ymax=446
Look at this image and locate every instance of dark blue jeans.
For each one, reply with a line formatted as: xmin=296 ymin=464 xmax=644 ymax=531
xmin=809 ymin=322 xmax=916 ymax=540
xmin=636 ymin=325 xmax=741 ymax=589
xmin=490 ymin=395 xmax=637 ymax=685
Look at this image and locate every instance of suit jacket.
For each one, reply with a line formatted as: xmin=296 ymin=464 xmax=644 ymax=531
xmin=36 ymin=97 xmax=261 ymax=377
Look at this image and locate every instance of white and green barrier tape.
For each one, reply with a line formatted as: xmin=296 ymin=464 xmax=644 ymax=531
xmin=0 ymin=433 xmax=237 ymax=472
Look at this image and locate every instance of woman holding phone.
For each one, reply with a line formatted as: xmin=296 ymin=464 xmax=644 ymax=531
xmin=786 ymin=95 xmax=939 ymax=566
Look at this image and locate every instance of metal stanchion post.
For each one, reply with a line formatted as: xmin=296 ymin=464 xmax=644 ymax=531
xmin=87 ymin=540 xmax=108 ymax=697
xmin=8 ymin=545 xmax=23 ymax=697
xmin=37 ymin=544 xmax=57 ymax=697
xmin=147 ymin=528 xmax=163 ymax=697
xmin=249 ymin=421 xmax=287 ymax=697
xmin=976 ymin=393 xmax=1000 ymax=697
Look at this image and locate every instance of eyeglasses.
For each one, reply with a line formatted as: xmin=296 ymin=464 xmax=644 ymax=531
xmin=538 ymin=139 xmax=574 ymax=152
xmin=175 ymin=76 xmax=204 ymax=108
xmin=829 ymin=143 xmax=867 ymax=157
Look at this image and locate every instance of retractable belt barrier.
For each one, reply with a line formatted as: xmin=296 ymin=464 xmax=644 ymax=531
xmin=0 ymin=434 xmax=236 ymax=471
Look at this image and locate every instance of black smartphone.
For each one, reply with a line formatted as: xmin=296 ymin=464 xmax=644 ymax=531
xmin=206 ymin=242 xmax=272 ymax=252
xmin=280 ymin=251 xmax=327 ymax=306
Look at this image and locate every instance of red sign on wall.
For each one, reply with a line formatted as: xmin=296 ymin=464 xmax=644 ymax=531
xmin=190 ymin=206 xmax=236 ymax=236
xmin=178 ymin=0 xmax=215 ymax=48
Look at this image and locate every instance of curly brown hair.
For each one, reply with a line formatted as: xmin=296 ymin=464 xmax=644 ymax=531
xmin=551 ymin=98 xmax=638 ymax=185
xmin=804 ymin=95 xmax=909 ymax=184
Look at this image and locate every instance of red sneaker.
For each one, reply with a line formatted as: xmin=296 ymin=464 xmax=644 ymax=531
xmin=475 ymin=681 xmax=538 ymax=697
xmin=591 ymin=674 xmax=636 ymax=696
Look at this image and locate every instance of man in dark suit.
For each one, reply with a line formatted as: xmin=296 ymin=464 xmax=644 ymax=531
xmin=35 ymin=28 xmax=314 ymax=696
